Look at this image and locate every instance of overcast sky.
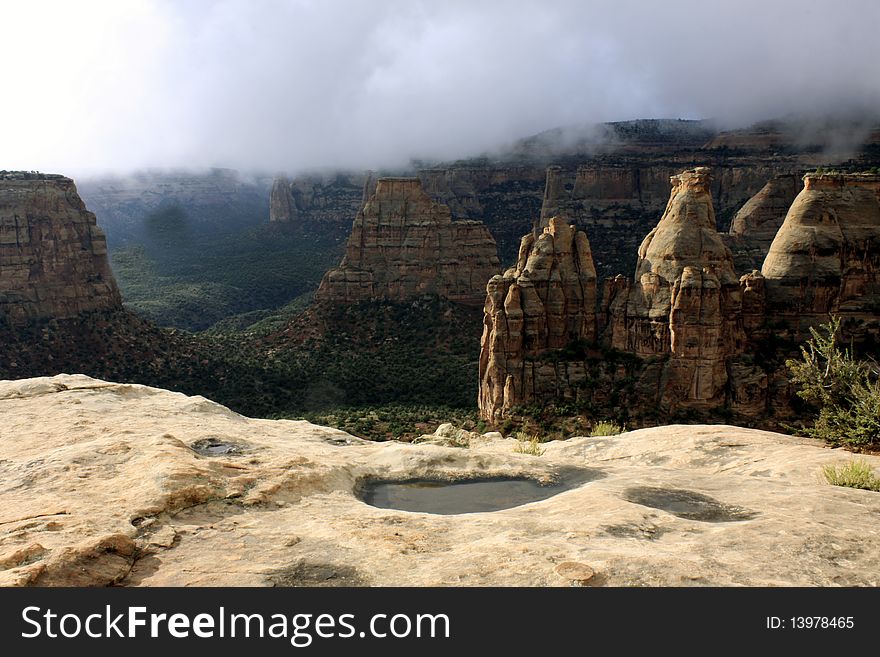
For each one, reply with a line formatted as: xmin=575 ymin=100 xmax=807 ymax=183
xmin=2 ymin=0 xmax=879 ymax=175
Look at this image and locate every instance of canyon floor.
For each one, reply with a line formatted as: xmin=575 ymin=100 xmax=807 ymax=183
xmin=0 ymin=374 xmax=878 ymax=587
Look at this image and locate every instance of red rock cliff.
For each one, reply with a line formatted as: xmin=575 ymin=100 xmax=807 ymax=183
xmin=315 ymin=177 xmax=500 ymax=305
xmin=0 ymin=173 xmax=121 ymax=324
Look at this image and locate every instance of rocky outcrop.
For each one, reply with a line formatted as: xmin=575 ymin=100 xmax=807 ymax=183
xmin=479 ymin=217 xmax=597 ymax=420
xmin=315 ymin=177 xmax=500 ymax=306
xmin=268 ymin=172 xmax=369 ymax=225
xmin=726 ymin=174 xmax=802 ymax=272
xmin=480 ymin=167 xmax=779 ymax=423
xmin=537 ymin=161 xmax=788 ymax=281
xmin=761 ymin=172 xmax=880 ymax=341
xmin=603 ymin=167 xmax=750 ymax=410
xmin=0 ymin=172 xmax=121 ymax=325
xmin=730 ymin=174 xmax=802 ymax=240
xmin=2 ymin=374 xmax=878 ymax=587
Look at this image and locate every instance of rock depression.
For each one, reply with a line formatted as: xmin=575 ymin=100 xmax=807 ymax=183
xmin=315 ymin=177 xmax=500 ymax=306
xmin=1 ymin=375 xmax=877 ymax=587
xmin=0 ymin=172 xmax=121 ymax=324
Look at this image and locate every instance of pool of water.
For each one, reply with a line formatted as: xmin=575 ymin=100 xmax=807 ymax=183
xmin=190 ymin=438 xmax=246 ymax=456
xmin=359 ymin=469 xmax=600 ymax=514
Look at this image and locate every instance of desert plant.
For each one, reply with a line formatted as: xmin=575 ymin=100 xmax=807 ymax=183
xmin=513 ymin=432 xmax=545 ymax=456
xmin=590 ymin=420 xmax=624 ymax=437
xmin=822 ymin=459 xmax=880 ymax=492
xmin=787 ymin=317 xmax=880 ymax=449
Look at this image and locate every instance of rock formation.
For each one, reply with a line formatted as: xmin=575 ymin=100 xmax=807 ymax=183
xmin=268 ymin=172 xmax=369 ymax=225
xmin=480 ymin=166 xmax=781 ymax=423
xmin=537 ymin=161 xmax=786 ymax=281
xmin=479 ymin=217 xmax=597 ymax=420
xmin=1 ymin=374 xmax=878 ymax=587
xmin=726 ymin=174 xmax=802 ymax=272
xmin=761 ymin=172 xmax=880 ymax=341
xmin=0 ymin=172 xmax=121 ymax=325
xmin=730 ymin=174 xmax=802 ymax=241
xmin=603 ymin=167 xmax=749 ymax=410
xmin=315 ymin=177 xmax=500 ymax=306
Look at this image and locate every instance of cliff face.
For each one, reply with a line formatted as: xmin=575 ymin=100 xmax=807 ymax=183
xmin=478 ymin=217 xmax=597 ymax=420
xmin=268 ymin=172 xmax=369 ymax=225
xmin=761 ymin=173 xmax=880 ymax=341
xmin=0 ymin=173 xmax=121 ymax=324
xmin=726 ymin=174 xmax=802 ymax=272
xmin=77 ymin=169 xmax=271 ymax=245
xmin=315 ymin=177 xmax=500 ymax=306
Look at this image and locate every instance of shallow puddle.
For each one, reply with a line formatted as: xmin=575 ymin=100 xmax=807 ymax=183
xmin=190 ymin=438 xmax=246 ymax=456
xmin=359 ymin=469 xmax=600 ymax=514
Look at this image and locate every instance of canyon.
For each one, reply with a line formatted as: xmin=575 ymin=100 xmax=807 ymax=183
xmin=2 ymin=123 xmax=880 ymax=589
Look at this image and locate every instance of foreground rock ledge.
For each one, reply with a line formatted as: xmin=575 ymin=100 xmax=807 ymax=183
xmin=1 ymin=375 xmax=877 ymax=587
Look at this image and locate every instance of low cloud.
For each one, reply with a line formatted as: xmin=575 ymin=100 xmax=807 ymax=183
xmin=2 ymin=0 xmax=879 ymax=175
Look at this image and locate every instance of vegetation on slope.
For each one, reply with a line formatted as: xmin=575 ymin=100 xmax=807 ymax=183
xmin=788 ymin=317 xmax=880 ymax=450
xmin=109 ymin=204 xmax=346 ymax=330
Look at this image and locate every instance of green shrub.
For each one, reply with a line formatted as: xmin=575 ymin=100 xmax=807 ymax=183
xmin=822 ymin=460 xmax=880 ymax=492
xmin=590 ymin=420 xmax=624 ymax=437
xmin=787 ymin=317 xmax=880 ymax=449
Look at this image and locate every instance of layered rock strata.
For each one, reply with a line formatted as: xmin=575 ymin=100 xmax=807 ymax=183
xmin=603 ymin=167 xmax=749 ymax=411
xmin=761 ymin=172 xmax=880 ymax=341
xmin=269 ymin=172 xmax=370 ymax=225
xmin=0 ymin=172 xmax=121 ymax=324
xmin=479 ymin=217 xmax=597 ymax=421
xmin=726 ymin=174 xmax=802 ymax=272
xmin=315 ymin=178 xmax=500 ymax=306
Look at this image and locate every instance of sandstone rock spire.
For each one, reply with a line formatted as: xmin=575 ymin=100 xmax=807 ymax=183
xmin=725 ymin=173 xmax=802 ymax=272
xmin=478 ymin=216 xmax=597 ymax=421
xmin=604 ymin=167 xmax=748 ymax=410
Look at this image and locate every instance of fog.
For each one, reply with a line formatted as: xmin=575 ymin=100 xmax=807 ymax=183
xmin=2 ymin=0 xmax=879 ymax=175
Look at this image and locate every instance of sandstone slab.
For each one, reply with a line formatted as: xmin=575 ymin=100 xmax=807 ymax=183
xmin=1 ymin=375 xmax=877 ymax=587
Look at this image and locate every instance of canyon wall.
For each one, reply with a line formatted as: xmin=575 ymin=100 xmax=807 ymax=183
xmin=0 ymin=172 xmax=121 ymax=325
xmin=761 ymin=172 xmax=880 ymax=342
xmin=725 ymin=174 xmax=802 ymax=272
xmin=315 ymin=177 xmax=500 ymax=306
xmin=269 ymin=172 xmax=369 ymax=226
xmin=78 ymin=169 xmax=271 ymax=244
